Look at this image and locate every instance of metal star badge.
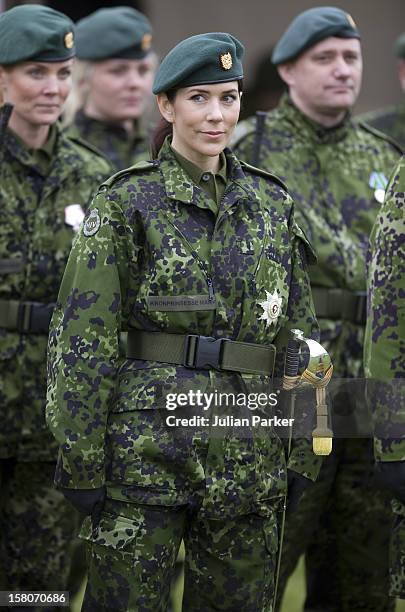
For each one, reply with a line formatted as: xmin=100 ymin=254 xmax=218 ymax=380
xmin=258 ymin=290 xmax=283 ymax=327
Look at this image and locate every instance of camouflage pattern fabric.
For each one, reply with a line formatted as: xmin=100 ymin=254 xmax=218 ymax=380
xmin=79 ymin=497 xmax=279 ymax=612
xmin=0 ymin=460 xmax=78 ymax=593
xmin=358 ymin=104 xmax=405 ymax=152
xmin=233 ymin=94 xmax=401 ymax=611
xmin=46 ymin=137 xmax=322 ymax=608
xmin=364 ymin=154 xmax=405 ymax=598
xmin=0 ymin=104 xmax=111 ymax=591
xmin=66 ymin=109 xmax=151 ymax=171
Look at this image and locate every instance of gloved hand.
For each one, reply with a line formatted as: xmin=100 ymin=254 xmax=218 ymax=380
xmin=287 ymin=470 xmax=313 ymax=514
xmin=375 ymin=461 xmax=405 ymax=504
xmin=60 ymin=486 xmax=106 ymax=525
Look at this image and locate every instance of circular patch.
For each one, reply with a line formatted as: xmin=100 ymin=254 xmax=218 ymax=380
xmin=83 ymin=208 xmax=101 ymax=237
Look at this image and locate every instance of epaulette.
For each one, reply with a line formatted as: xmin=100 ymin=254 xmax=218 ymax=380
xmin=100 ymin=160 xmax=157 ymax=189
xmin=357 ymin=120 xmax=403 ymax=155
xmin=230 ymin=120 xmax=255 ymax=147
xmin=67 ymin=134 xmax=111 ymax=160
xmin=240 ymin=160 xmax=288 ymax=192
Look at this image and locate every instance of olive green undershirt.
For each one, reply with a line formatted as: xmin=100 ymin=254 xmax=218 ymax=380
xmin=170 ymin=145 xmax=227 ymax=214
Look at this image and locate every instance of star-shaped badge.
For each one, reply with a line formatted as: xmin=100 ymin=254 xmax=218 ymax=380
xmin=258 ymin=290 xmax=283 ymax=327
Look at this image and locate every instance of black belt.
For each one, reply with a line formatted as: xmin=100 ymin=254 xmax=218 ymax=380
xmin=0 ymin=299 xmax=55 ymax=333
xmin=312 ymin=287 xmax=367 ymax=325
xmin=127 ymin=330 xmax=276 ymax=376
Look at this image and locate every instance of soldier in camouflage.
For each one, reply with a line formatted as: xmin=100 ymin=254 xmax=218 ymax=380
xmin=358 ymin=32 xmax=405 ymax=152
xmin=364 ymin=154 xmax=405 ymax=600
xmin=0 ymin=4 xmax=111 ymax=594
xmin=64 ymin=7 xmax=156 ymax=171
xmin=233 ymin=7 xmax=402 ymax=611
xmin=46 ymin=32 xmax=322 ymax=611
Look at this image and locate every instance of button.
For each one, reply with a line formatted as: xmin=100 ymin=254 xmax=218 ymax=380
xmin=202 ymin=173 xmax=211 ymax=182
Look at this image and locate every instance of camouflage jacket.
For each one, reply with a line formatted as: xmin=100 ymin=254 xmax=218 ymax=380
xmin=66 ymin=110 xmax=151 ymax=171
xmin=364 ymin=154 xmax=405 ymax=462
xmin=358 ymin=103 xmax=405 ymax=152
xmin=46 ymin=139 xmax=321 ymax=517
xmin=0 ymin=106 xmax=111 ymax=461
xmin=233 ymin=94 xmax=401 ymax=377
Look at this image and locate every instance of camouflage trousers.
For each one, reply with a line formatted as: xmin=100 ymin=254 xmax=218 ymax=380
xmin=390 ymin=500 xmax=405 ymax=599
xmin=79 ymin=497 xmax=280 ymax=611
xmin=0 ymin=460 xmax=79 ymax=594
xmin=276 ymin=438 xmax=394 ymax=612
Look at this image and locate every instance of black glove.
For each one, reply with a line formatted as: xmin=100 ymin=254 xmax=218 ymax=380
xmin=287 ymin=470 xmax=313 ymax=514
xmin=375 ymin=461 xmax=405 ymax=504
xmin=60 ymin=486 xmax=106 ymax=524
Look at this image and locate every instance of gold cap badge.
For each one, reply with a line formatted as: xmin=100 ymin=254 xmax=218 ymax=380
xmin=346 ymin=13 xmax=356 ymax=29
xmin=220 ymin=52 xmax=232 ymax=70
xmin=64 ymin=32 xmax=74 ymax=49
xmin=141 ymin=33 xmax=152 ymax=51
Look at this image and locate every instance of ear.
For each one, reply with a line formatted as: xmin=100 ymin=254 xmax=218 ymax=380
xmin=156 ymin=92 xmax=174 ymax=123
xmin=277 ymin=62 xmax=295 ymax=87
xmin=0 ymin=66 xmax=7 ymax=92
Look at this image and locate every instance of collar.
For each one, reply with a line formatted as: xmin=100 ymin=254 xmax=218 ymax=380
xmin=158 ymin=136 xmax=259 ymax=205
xmin=170 ymin=145 xmax=227 ymax=186
xmin=74 ymin=109 xmax=147 ymax=142
xmin=278 ymin=93 xmax=353 ymax=144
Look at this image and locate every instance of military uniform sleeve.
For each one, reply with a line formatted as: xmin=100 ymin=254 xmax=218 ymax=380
xmin=364 ymin=157 xmax=405 ymax=462
xmin=274 ymin=205 xmax=322 ymax=481
xmin=46 ymin=187 xmax=135 ymax=489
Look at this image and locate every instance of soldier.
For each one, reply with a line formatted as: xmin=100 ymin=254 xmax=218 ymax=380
xmin=0 ymin=3 xmax=111 ymax=595
xmin=64 ymin=6 xmax=156 ymax=170
xmin=46 ymin=32 xmax=322 ymax=611
xmin=359 ymin=33 xmax=405 ymax=151
xmin=364 ymin=154 xmax=405 ymax=600
xmin=233 ymin=6 xmax=402 ymax=611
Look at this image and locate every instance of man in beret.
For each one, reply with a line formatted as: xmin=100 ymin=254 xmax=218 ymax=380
xmin=358 ymin=32 xmax=405 ymax=151
xmin=233 ymin=6 xmax=401 ymax=611
xmin=64 ymin=6 xmax=156 ymax=171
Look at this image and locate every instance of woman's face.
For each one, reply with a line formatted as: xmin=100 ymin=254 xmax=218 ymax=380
xmin=84 ymin=56 xmax=156 ymax=122
xmin=158 ymin=81 xmax=241 ymax=166
xmin=0 ymin=59 xmax=73 ymax=127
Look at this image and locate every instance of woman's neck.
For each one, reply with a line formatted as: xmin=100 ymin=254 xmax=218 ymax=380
xmin=8 ymin=114 xmax=50 ymax=149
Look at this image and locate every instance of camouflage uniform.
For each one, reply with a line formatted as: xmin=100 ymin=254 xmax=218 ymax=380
xmin=233 ymin=94 xmax=401 ymax=611
xmin=46 ymin=138 xmax=321 ymax=611
xmin=364 ymin=154 xmax=405 ymax=599
xmin=66 ymin=110 xmax=151 ymax=171
xmin=0 ymin=104 xmax=111 ymax=591
xmin=358 ymin=104 xmax=405 ymax=152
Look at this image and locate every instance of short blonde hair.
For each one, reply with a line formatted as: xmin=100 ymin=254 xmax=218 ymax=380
xmin=62 ymin=59 xmax=94 ymax=127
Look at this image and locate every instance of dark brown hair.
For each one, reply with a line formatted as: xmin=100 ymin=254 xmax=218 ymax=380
xmin=151 ymin=80 xmax=244 ymax=158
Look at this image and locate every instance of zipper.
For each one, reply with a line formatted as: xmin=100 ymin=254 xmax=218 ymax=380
xmin=162 ymin=213 xmax=216 ymax=304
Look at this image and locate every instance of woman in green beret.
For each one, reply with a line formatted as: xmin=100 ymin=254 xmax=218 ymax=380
xmin=64 ymin=6 xmax=157 ymax=171
xmin=46 ymin=32 xmax=320 ymax=610
xmin=0 ymin=2 xmax=111 ymax=595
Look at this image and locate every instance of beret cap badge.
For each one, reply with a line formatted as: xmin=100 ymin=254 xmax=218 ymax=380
xmin=346 ymin=13 xmax=356 ymax=28
xmin=141 ymin=32 xmax=152 ymax=51
xmin=64 ymin=31 xmax=74 ymax=49
xmin=220 ymin=52 xmax=233 ymax=70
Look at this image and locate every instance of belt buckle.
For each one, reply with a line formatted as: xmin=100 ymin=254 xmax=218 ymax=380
xmin=16 ymin=302 xmax=32 ymax=333
xmin=183 ymin=335 xmax=225 ymax=370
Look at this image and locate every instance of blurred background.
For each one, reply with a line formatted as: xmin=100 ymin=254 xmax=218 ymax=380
xmin=1 ymin=0 xmax=404 ymax=116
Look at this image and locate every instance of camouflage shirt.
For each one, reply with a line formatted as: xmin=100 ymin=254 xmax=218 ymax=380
xmin=46 ymin=138 xmax=321 ymax=517
xmin=0 ymin=106 xmax=111 ymax=461
xmin=358 ymin=103 xmax=405 ymax=153
xmin=233 ymin=94 xmax=401 ymax=377
xmin=364 ymin=154 xmax=405 ymax=461
xmin=66 ymin=110 xmax=151 ymax=171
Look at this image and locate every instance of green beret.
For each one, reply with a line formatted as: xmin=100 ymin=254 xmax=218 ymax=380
xmin=272 ymin=6 xmax=360 ymax=65
xmin=75 ymin=7 xmax=152 ymax=61
xmin=394 ymin=32 xmax=405 ymax=59
xmin=153 ymin=32 xmax=244 ymax=94
xmin=0 ymin=4 xmax=75 ymax=65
